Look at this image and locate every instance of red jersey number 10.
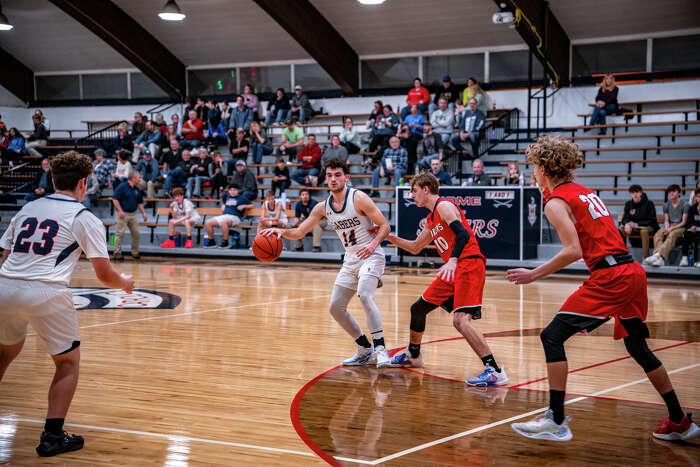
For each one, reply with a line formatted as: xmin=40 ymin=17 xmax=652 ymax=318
xmin=434 ymin=236 xmax=449 ymax=253
xmin=578 ymin=193 xmax=610 ymax=220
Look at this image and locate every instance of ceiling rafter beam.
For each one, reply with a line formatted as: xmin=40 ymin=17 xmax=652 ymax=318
xmin=0 ymin=45 xmax=33 ymax=104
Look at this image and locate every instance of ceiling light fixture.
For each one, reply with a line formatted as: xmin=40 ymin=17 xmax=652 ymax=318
xmin=158 ymin=0 xmax=186 ymax=21
xmin=0 ymin=3 xmax=14 ymax=31
xmin=357 ymin=0 xmax=386 ymax=5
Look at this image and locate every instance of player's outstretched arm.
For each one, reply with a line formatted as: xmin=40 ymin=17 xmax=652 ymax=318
xmin=261 ymin=201 xmax=324 ymax=240
xmin=90 ymin=258 xmax=134 ymax=293
xmin=507 ymin=197 xmax=582 ymax=284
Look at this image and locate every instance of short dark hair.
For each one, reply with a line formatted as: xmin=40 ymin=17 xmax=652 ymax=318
xmin=172 ymin=187 xmax=185 ymax=197
xmin=227 ymin=183 xmax=239 ymax=190
xmin=414 ymin=77 xmax=421 ymax=82
xmin=50 ymin=151 xmax=93 ymax=190
xmin=299 ymin=188 xmax=310 ymax=196
xmin=666 ymin=184 xmax=681 ymax=194
xmin=410 ymin=172 xmax=439 ymax=194
xmin=265 ymin=190 xmax=275 ymax=198
xmin=118 ymin=151 xmax=131 ymax=161
xmin=324 ymin=158 xmax=349 ymax=175
xmin=628 ymin=184 xmax=643 ymax=193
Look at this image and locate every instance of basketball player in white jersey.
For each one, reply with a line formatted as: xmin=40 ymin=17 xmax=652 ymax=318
xmin=262 ymin=158 xmax=392 ymax=367
xmin=0 ymin=151 xmax=134 ymax=457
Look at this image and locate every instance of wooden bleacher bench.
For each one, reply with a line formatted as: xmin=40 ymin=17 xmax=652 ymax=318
xmin=518 ymin=144 xmax=700 ymax=163
xmin=568 ymin=131 xmax=700 ymax=148
xmin=577 ymin=109 xmax=698 ymax=125
xmin=589 ymin=97 xmax=700 ymax=122
xmin=500 ymin=158 xmax=700 ymax=176
xmin=563 ymin=119 xmax=699 ymax=136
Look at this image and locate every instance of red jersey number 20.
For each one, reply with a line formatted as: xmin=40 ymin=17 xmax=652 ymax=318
xmin=578 ymin=193 xmax=610 ymax=220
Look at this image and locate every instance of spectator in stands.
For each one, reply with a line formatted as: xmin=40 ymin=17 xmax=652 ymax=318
xmin=322 ymin=135 xmax=349 ymax=168
xmin=0 ymin=127 xmax=8 ymax=163
xmin=339 ymin=117 xmax=361 ymax=154
xmin=645 ymin=184 xmax=689 ymax=267
xmin=618 ymin=184 xmax=658 ymax=259
xmin=277 ymin=119 xmax=305 ymax=162
xmin=429 ymin=75 xmax=459 ymax=118
xmin=462 ymin=77 xmax=477 ymax=106
xmin=588 ymin=74 xmax=619 ymax=134
xmin=93 ymin=148 xmax=114 ymax=191
xmin=193 ymin=97 xmax=207 ymax=121
xmin=160 ymin=138 xmax=183 ymax=175
xmin=135 ymin=149 xmax=160 ymax=199
xmin=271 ymin=156 xmax=291 ymax=196
xmin=429 ymin=158 xmax=453 ymax=186
xmin=181 ymin=110 xmax=204 ymax=149
xmin=208 ymin=151 xmax=228 ymax=199
xmin=257 ymin=190 xmax=288 ymax=230
xmin=82 ymin=170 xmax=99 ymax=209
xmin=293 ymin=134 xmax=322 ymax=186
xmin=463 ymin=158 xmax=491 ymax=186
xmin=160 ymin=187 xmax=201 ymax=249
xmin=291 ymin=188 xmax=324 ymax=252
xmin=450 ymin=98 xmax=485 ymax=159
xmin=229 ymin=128 xmax=250 ymax=164
xmin=206 ymin=99 xmax=221 ymax=129
xmin=219 ymin=101 xmax=231 ymax=128
xmin=131 ymin=112 xmax=146 ymax=137
xmin=186 ymin=148 xmax=212 ymax=198
xmin=206 ymin=115 xmax=228 ymax=147
xmin=228 ymin=96 xmax=253 ymax=134
xmin=404 ymin=104 xmax=425 ymax=138
xmin=290 ymin=85 xmax=313 ymax=124
xmin=243 ymin=84 xmax=260 ymax=120
xmin=111 ymin=170 xmax=147 ymax=260
xmin=396 ymin=123 xmax=419 ymax=175
xmin=401 ymin=78 xmax=430 ymax=121
xmin=366 ymin=100 xmax=383 ymax=140
xmin=33 ymin=109 xmax=50 ymax=132
xmin=154 ymin=113 xmax=168 ymax=136
xmin=430 ymin=97 xmax=455 ymax=146
xmin=265 ymin=88 xmax=291 ymax=126
xmin=370 ymin=136 xmax=407 ymax=197
xmin=231 ymin=159 xmax=258 ymax=200
xmin=6 ymin=127 xmax=27 ymax=164
xmin=113 ymin=122 xmax=133 ymax=158
xmin=113 ymin=151 xmax=133 ymax=185
xmin=164 ymin=149 xmax=193 ymax=195
xmin=691 ymin=179 xmax=700 ymax=205
xmin=417 ymin=122 xmax=442 ymax=171
xmin=679 ymin=188 xmax=700 ymax=267
xmin=470 ymin=82 xmax=489 ymax=115
xmin=133 ymin=120 xmax=161 ymax=162
xmin=171 ymin=112 xmax=182 ymax=137
xmin=369 ymin=105 xmax=399 ymax=154
xmin=249 ymin=121 xmax=273 ymax=164
xmin=504 ymin=162 xmax=523 ymax=186
xmin=182 ymin=97 xmax=194 ymax=120
xmin=0 ymin=113 xmax=4 ymax=128
xmin=204 ymin=183 xmax=254 ymax=249
xmin=165 ymin=124 xmax=178 ymax=144
xmin=25 ymin=157 xmax=54 ymax=201
xmin=25 ymin=114 xmax=49 ymax=157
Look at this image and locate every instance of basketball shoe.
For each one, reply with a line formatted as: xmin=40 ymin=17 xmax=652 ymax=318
xmin=36 ymin=431 xmax=84 ymax=457
xmin=184 ymin=239 xmax=193 ymax=248
xmin=160 ymin=239 xmax=176 ymax=248
xmin=511 ymin=409 xmax=572 ymax=442
xmin=653 ymin=413 xmax=700 ymax=441
xmin=374 ymin=345 xmax=391 ymax=368
xmin=388 ymin=351 xmax=424 ymax=368
xmin=342 ymin=346 xmax=374 ymax=366
xmin=466 ymin=365 xmax=508 ymax=386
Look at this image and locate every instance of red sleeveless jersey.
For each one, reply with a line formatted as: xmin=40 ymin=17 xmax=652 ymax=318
xmin=426 ymin=198 xmax=484 ymax=263
xmin=546 ymin=182 xmax=628 ymax=270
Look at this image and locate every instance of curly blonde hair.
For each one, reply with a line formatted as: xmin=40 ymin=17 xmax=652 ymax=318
xmin=525 ymin=134 xmax=583 ymax=182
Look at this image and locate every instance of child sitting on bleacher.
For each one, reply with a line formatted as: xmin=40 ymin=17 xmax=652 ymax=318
xmin=160 ymin=187 xmax=201 ymax=249
xmin=257 ymin=190 xmax=288 ymax=230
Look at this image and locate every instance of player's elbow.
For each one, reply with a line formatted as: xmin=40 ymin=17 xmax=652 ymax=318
xmin=563 ymin=245 xmax=582 ymax=262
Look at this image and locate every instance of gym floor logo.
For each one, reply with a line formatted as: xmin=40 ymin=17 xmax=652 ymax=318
xmin=71 ymin=288 xmax=181 ymax=310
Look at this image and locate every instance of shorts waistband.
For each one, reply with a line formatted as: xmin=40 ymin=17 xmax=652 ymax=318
xmin=590 ymin=253 xmax=633 ymax=273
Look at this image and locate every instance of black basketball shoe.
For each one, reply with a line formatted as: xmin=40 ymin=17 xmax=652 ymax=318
xmin=36 ymin=431 xmax=84 ymax=457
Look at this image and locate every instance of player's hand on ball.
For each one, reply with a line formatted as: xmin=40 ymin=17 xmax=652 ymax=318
xmin=120 ymin=273 xmax=134 ymax=294
xmin=261 ymin=228 xmax=283 ymax=239
xmin=506 ymin=268 xmax=534 ymax=285
xmin=437 ymin=259 xmax=457 ymax=283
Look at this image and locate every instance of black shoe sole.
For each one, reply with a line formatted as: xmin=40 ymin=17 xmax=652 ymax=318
xmin=36 ymin=440 xmax=84 ymax=457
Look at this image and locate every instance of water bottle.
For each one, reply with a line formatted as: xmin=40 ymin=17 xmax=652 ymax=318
xmin=203 ymin=235 xmax=210 ymax=247
xmin=689 ymin=250 xmax=695 ymax=267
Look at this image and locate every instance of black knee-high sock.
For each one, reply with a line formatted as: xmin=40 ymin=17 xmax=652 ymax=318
xmin=549 ymin=390 xmax=566 ymax=425
xmin=481 ymin=354 xmax=501 ymax=372
xmin=661 ymin=390 xmax=684 ymax=424
xmin=355 ymin=335 xmax=371 ymax=349
xmin=408 ymin=343 xmax=421 ymax=359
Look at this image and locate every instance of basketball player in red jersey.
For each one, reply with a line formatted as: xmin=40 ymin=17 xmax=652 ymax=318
xmin=508 ymin=135 xmax=698 ymax=442
xmin=380 ymin=172 xmax=507 ymax=386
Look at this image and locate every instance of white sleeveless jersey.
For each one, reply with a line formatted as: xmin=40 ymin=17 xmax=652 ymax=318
xmin=325 ymin=188 xmax=384 ymax=256
xmin=0 ymin=194 xmax=109 ymax=286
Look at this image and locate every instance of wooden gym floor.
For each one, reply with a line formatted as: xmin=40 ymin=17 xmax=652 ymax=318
xmin=0 ymin=259 xmax=698 ymax=465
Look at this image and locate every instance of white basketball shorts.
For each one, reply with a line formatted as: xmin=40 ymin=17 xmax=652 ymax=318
xmin=334 ymin=250 xmax=385 ymax=291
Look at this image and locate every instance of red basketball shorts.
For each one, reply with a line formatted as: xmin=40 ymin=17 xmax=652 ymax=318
xmin=422 ymin=257 xmax=485 ymax=317
xmin=558 ymin=262 xmax=648 ymax=339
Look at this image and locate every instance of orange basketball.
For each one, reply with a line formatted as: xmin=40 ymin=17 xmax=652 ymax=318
xmin=252 ymin=233 xmax=283 ymax=262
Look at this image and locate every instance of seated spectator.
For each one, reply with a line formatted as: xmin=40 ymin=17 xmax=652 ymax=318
xmin=154 ymin=113 xmax=168 ymax=136
xmin=135 ymin=149 xmax=161 ymax=199
xmin=290 ymin=85 xmax=313 ymax=124
xmin=82 ymin=170 xmax=100 ymax=209
xmin=462 ymin=77 xmax=477 ymax=106
xmin=257 ymin=190 xmax=288 ymax=230
xmin=160 ymin=138 xmax=183 ymax=175
xmin=645 ymin=184 xmax=689 ymax=267
xmin=503 ymin=162 xmax=523 ymax=186
xmin=366 ymin=100 xmax=383 ymax=140
xmin=133 ymin=120 xmax=162 ymax=163
xmin=228 ymin=96 xmax=253 ymax=134
xmin=370 ymin=136 xmax=407 ymax=197
xmin=131 ymin=112 xmax=146 ymax=137
xmin=206 ymin=99 xmax=221 ymax=129
xmin=292 ymin=134 xmax=322 ymax=186
xmin=208 ymin=151 xmax=228 ymax=199
xmin=470 ymin=82 xmax=489 ymax=115
xmin=404 ymin=104 xmax=425 ymax=138
xmin=271 ymin=156 xmax=290 ymax=196
xmin=229 ymin=128 xmax=250 ymax=163
xmin=165 ymin=149 xmax=194 ymax=195
xmin=428 ymin=158 xmax=452 ymax=186
xmin=291 ymin=188 xmax=324 ymax=252
xmin=186 ymin=148 xmax=212 ymax=198
xmin=26 ymin=114 xmax=49 ymax=157
xmin=206 ymin=116 xmax=228 ymax=147
xmin=231 ymin=159 xmax=258 ymax=200
xmin=204 ymin=184 xmax=254 ymax=249
xmin=417 ymin=122 xmax=443 ymax=171
xmin=462 ymin=158 xmax=490 ymax=186
xmin=113 ymin=122 xmax=133 ymax=157
xmin=588 ymin=74 xmax=619 ymax=134
xmin=0 ymin=127 xmax=9 ymax=163
xmin=276 ymin=119 xmax=305 ymax=162
xmin=111 ymin=170 xmax=147 ymax=260
xmin=430 ymin=97 xmax=455 ymax=146
xmin=193 ymin=97 xmax=207 ymax=121
xmin=429 ymin=75 xmax=459 ymax=118
xmin=618 ymin=184 xmax=659 ymax=258
xmin=171 ymin=112 xmax=182 ymax=137
xmin=265 ymin=88 xmax=291 ymax=126
xmin=160 ymin=187 xmax=201 ymax=249
xmin=680 ymin=188 xmax=700 ymax=267
xmin=369 ymin=105 xmax=399 ymax=154
xmin=93 ymin=148 xmax=114 ymax=191
xmin=401 ymin=78 xmax=430 ymax=121
xmin=249 ymin=121 xmax=273 ymax=164
xmin=166 ymin=124 xmax=180 ymax=143
xmin=6 ymin=127 xmax=27 ymax=164
xmin=321 ymin=135 xmax=349 ymax=168
xmin=113 ymin=151 xmax=133 ymax=185
xmin=396 ymin=123 xmax=419 ymax=175
xmin=219 ymin=101 xmax=231 ymax=127
xmin=25 ymin=158 xmax=54 ymax=201
xmin=242 ymin=84 xmax=261 ymax=120
xmin=181 ymin=110 xmax=204 ymax=149
xmin=450 ymin=98 xmax=485 ymax=159
xmin=339 ymin=117 xmax=361 ymax=154
xmin=33 ymin=109 xmax=50 ymax=133
xmin=691 ymin=179 xmax=700 ymax=205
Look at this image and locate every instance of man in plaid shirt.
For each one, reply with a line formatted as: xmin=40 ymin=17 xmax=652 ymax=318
xmin=370 ymin=136 xmax=407 ymax=197
xmin=92 ymin=148 xmax=115 ymax=190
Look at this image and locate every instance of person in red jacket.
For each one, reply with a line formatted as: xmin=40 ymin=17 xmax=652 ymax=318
xmin=401 ymin=78 xmax=430 ymax=121
xmin=292 ymin=134 xmax=322 ymax=186
xmin=180 ymin=110 xmax=204 ymax=149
